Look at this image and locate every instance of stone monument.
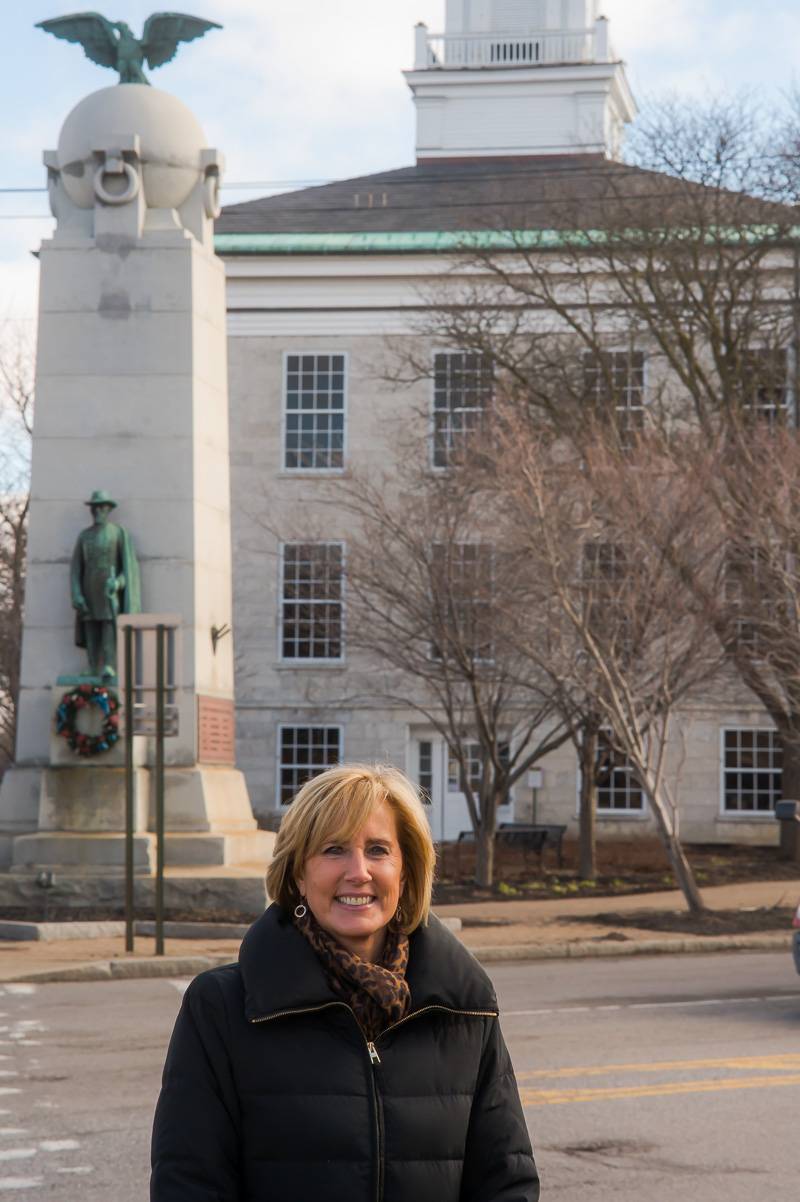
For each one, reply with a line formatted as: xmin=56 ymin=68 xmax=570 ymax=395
xmin=0 ymin=42 xmax=273 ymax=901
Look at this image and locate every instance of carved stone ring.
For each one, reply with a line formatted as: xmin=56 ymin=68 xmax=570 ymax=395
xmin=204 ymin=170 xmax=222 ymax=219
xmin=94 ymin=161 xmax=140 ymax=206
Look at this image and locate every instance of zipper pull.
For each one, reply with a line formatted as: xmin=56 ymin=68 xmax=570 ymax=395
xmin=367 ymin=1041 xmax=381 ymax=1066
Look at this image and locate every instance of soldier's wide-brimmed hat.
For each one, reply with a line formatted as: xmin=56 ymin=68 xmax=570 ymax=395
xmin=84 ymin=489 xmax=117 ymax=509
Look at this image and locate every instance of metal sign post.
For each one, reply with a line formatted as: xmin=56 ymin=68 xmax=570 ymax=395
xmin=124 ymin=625 xmax=135 ymax=953
xmin=155 ymin=624 xmax=166 ymax=955
xmin=118 ymin=614 xmax=181 ymax=957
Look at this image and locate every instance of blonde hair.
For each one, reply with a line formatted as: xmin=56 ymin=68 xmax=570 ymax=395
xmin=266 ymin=763 xmax=436 ymax=933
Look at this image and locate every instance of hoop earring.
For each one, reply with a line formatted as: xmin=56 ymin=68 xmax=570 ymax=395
xmin=294 ymin=902 xmax=307 ymax=918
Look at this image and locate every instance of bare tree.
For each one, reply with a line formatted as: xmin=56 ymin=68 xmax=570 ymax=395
xmin=0 ymin=324 xmax=33 ymax=776
xmin=335 ymin=457 xmax=571 ymax=887
xmin=486 ymin=416 xmax=722 ymax=913
xmin=655 ymin=422 xmax=800 ymax=801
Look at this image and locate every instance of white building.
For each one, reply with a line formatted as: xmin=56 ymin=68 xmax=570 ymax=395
xmin=216 ymin=1 xmax=782 ymax=845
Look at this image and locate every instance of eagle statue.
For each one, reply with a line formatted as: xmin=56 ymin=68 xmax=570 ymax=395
xmin=36 ymin=11 xmax=222 ymax=84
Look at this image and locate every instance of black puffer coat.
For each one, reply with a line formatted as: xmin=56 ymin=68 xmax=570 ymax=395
xmin=151 ymin=904 xmax=539 ymax=1202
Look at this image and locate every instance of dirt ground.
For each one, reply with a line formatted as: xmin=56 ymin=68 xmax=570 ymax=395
xmin=557 ymin=905 xmax=797 ymax=936
xmin=433 ymin=838 xmax=800 ymax=905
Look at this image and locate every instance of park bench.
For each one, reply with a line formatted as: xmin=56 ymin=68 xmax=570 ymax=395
xmin=454 ymin=822 xmax=567 ymax=874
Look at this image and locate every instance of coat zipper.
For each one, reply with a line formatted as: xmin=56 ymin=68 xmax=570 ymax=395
xmin=251 ymin=1002 xmax=385 ymax=1202
xmin=374 ymin=1003 xmax=498 ymax=1045
xmin=250 ymin=1002 xmax=497 ymax=1202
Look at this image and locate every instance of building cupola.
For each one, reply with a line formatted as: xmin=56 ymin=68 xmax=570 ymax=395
xmin=405 ymin=1 xmax=636 ymax=162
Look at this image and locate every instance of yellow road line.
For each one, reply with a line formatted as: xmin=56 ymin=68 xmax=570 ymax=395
xmin=520 ymin=1073 xmax=800 ymax=1107
xmin=517 ymin=1053 xmax=800 ymax=1082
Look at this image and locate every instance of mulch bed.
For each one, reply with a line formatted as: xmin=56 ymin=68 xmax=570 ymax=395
xmin=432 ymin=840 xmax=800 ymax=905
xmin=558 ymin=906 xmax=797 ymax=937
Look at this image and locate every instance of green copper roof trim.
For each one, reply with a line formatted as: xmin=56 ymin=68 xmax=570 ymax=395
xmin=215 ymin=225 xmax=800 ymax=256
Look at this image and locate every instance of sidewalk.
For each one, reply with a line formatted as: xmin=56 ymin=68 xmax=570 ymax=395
xmin=0 ymin=878 xmax=796 ymax=984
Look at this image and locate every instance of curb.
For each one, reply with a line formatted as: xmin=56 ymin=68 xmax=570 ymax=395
xmin=1 ymin=931 xmax=791 ymax=984
xmin=4 ymin=954 xmax=233 ymax=984
xmin=470 ymin=932 xmax=793 ymax=963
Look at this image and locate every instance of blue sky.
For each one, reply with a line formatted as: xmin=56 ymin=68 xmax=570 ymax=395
xmin=2 ymin=0 xmax=799 ymax=325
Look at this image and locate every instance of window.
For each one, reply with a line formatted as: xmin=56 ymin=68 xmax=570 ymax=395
xmin=284 ymin=353 xmax=346 ymax=470
xmin=447 ymin=742 xmax=510 ymax=794
xmin=596 ymin=731 xmax=644 ymax=812
xmin=723 ymin=541 xmax=781 ymax=656
xmin=583 ymin=351 xmax=645 ymax=448
xmin=418 ymin=741 xmax=433 ymax=804
xmin=278 ymin=726 xmax=342 ymax=805
xmin=431 ymin=542 xmax=494 ymax=661
xmin=281 ymin=543 xmax=343 ymax=661
xmin=740 ymin=349 xmax=791 ymax=426
xmin=583 ymin=540 xmax=632 ymax=655
xmin=432 ymin=352 xmax=493 ymax=468
xmin=723 ymin=728 xmax=782 ymax=813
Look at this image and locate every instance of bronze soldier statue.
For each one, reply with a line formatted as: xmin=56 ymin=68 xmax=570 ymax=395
xmin=70 ymin=490 xmax=141 ymax=679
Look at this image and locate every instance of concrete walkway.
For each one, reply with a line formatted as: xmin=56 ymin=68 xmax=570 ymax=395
xmin=0 ymin=878 xmax=796 ymax=983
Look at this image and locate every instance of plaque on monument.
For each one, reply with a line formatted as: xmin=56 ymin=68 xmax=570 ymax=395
xmin=198 ymin=696 xmax=236 ymax=765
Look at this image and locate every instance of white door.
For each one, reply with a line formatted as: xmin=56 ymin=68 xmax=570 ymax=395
xmin=411 ymin=736 xmax=513 ymax=843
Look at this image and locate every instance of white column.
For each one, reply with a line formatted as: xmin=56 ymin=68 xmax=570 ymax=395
xmin=595 ymin=15 xmax=609 ymax=61
xmin=414 ymin=22 xmax=429 ymax=69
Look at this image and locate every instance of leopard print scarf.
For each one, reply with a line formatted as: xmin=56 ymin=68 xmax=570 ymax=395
xmin=295 ymin=908 xmax=411 ymax=1041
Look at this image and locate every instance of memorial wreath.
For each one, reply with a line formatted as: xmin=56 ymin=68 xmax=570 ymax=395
xmin=55 ymin=684 xmax=121 ymax=757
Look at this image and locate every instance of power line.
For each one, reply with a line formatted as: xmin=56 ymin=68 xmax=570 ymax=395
xmin=0 ymin=180 xmax=332 ymax=194
xmin=0 ymin=162 xmax=768 ymax=222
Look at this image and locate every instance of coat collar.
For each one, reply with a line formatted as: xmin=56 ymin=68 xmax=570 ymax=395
xmin=239 ymin=903 xmax=498 ymax=1024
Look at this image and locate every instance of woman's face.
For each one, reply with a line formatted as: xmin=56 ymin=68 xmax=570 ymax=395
xmin=296 ymin=800 xmax=404 ymax=963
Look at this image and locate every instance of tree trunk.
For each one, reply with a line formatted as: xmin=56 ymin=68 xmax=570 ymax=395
xmin=663 ymin=833 xmax=705 ymax=915
xmin=474 ymin=824 xmax=495 ymax=889
xmin=578 ymin=725 xmax=598 ymax=880
xmin=646 ymin=782 xmax=705 ymax=915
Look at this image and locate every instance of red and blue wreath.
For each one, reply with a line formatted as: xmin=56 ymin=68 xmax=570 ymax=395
xmin=55 ymin=684 xmax=120 ymax=757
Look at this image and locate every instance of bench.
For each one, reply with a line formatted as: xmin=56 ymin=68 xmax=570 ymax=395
xmin=454 ymin=823 xmax=566 ymax=873
xmin=498 ymin=823 xmax=566 ymax=869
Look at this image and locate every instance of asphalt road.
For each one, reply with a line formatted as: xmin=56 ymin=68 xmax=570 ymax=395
xmin=0 ymin=951 xmax=795 ymax=1199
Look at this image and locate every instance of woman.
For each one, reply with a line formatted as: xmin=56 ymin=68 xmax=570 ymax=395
xmin=151 ymin=763 xmax=539 ymax=1201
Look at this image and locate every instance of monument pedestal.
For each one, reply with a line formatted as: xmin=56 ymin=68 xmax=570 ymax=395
xmin=3 ymin=684 xmax=272 ymax=879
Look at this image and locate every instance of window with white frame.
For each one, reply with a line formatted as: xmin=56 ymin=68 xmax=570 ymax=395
xmin=284 ymin=353 xmax=346 ymax=470
xmin=417 ymin=741 xmax=433 ymax=804
xmin=595 ymin=730 xmax=644 ymax=812
xmin=447 ymin=741 xmax=510 ymax=795
xmin=722 ymin=728 xmax=782 ymax=813
xmin=583 ymin=351 xmax=645 ymax=448
xmin=279 ymin=726 xmax=342 ymax=805
xmin=740 ymin=348 xmax=792 ymax=426
xmin=582 ymin=540 xmax=633 ymax=657
xmin=722 ymin=539 xmax=786 ymax=657
xmin=723 ymin=541 xmax=765 ymax=654
xmin=281 ymin=542 xmax=343 ymax=661
xmin=432 ymin=352 xmax=493 ymax=468
xmin=430 ymin=542 xmax=495 ymax=661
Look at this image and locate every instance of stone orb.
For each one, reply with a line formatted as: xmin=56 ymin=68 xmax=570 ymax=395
xmin=58 ymin=84 xmax=208 ymax=211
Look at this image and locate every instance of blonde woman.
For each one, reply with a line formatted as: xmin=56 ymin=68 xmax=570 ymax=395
xmin=151 ymin=763 xmax=539 ymax=1202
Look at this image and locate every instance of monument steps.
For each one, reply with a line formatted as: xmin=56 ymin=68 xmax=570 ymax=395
xmin=8 ymin=829 xmax=275 ymax=874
